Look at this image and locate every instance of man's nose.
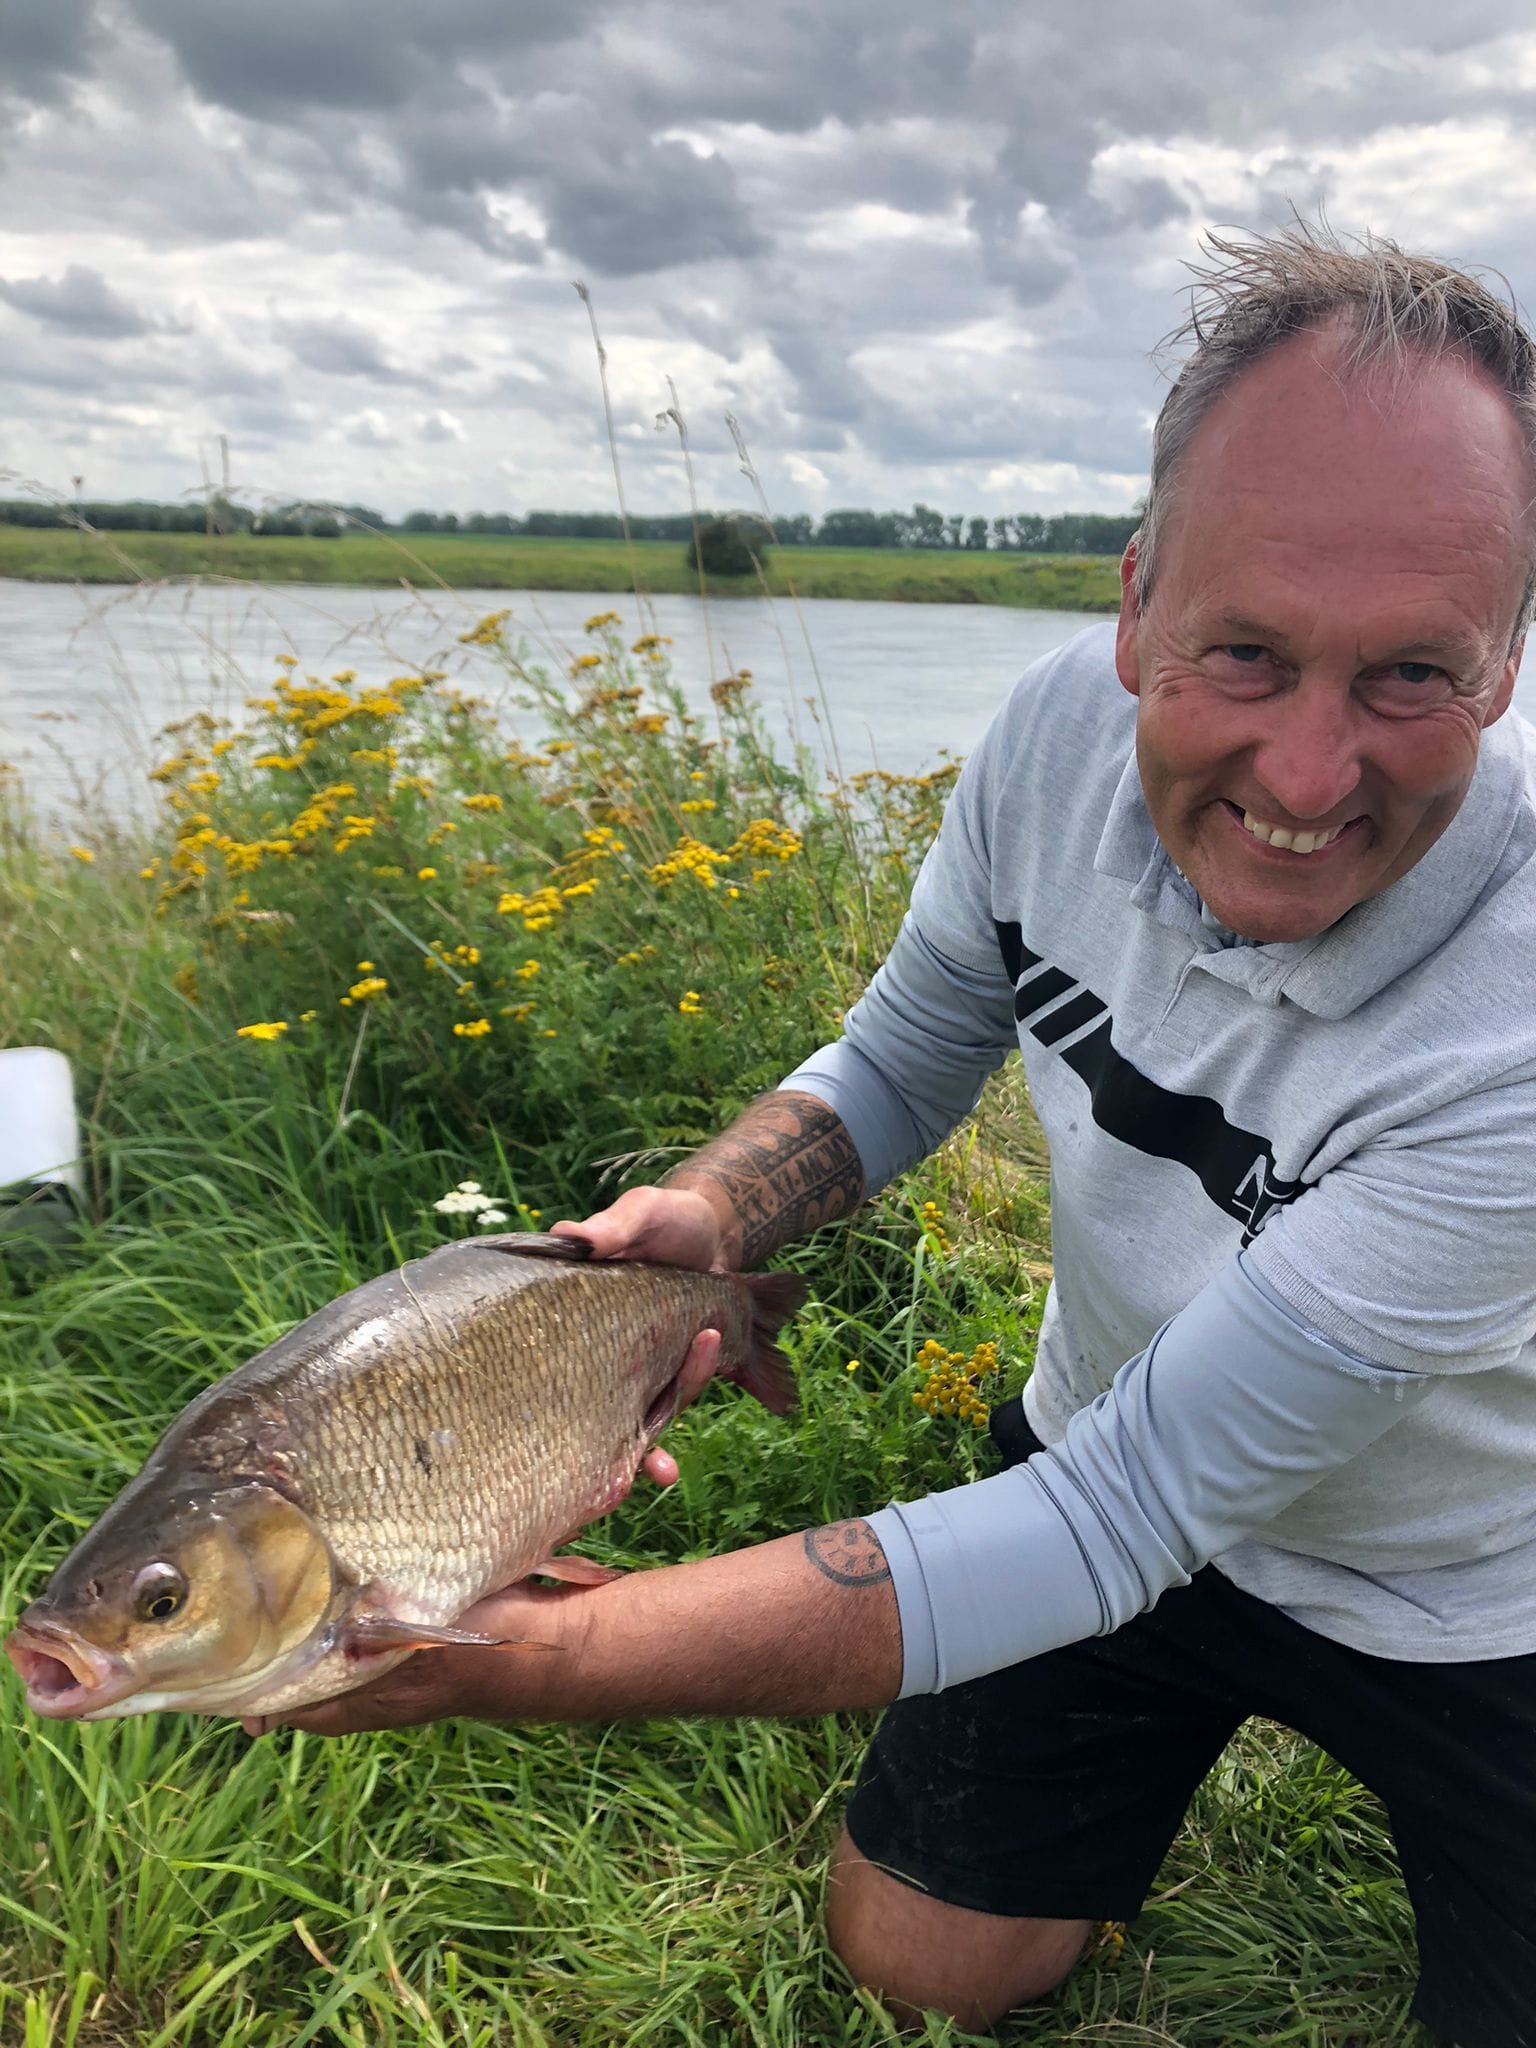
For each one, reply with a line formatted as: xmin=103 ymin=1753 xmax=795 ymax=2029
xmin=1248 ymin=680 xmax=1363 ymax=822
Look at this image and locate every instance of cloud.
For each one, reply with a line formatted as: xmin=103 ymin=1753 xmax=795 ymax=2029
xmin=275 ymin=315 xmax=413 ymax=382
xmin=0 ymin=264 xmax=154 ymax=338
xmin=6 ymin=0 xmax=1536 ymax=520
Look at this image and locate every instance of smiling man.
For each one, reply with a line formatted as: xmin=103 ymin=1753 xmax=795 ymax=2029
xmin=277 ymin=231 xmax=1536 ymax=2048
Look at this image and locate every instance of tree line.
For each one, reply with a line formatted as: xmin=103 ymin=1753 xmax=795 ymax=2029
xmin=0 ymin=498 xmax=1140 ymax=554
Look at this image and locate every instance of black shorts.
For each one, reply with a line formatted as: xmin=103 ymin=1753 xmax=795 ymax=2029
xmin=846 ymin=1399 xmax=1536 ymax=2048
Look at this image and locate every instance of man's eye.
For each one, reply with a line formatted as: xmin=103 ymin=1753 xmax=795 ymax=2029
xmin=1392 ymin=661 xmax=1442 ymax=686
xmin=1222 ymin=644 xmax=1267 ymax=664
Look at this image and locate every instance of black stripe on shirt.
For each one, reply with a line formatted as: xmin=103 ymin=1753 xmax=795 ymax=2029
xmin=993 ymin=919 xmax=1305 ymax=1242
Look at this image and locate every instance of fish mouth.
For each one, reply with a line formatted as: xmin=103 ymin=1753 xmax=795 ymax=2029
xmin=4 ymin=1620 xmax=136 ymax=1719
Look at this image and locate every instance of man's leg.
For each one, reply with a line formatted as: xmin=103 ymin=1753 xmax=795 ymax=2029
xmin=826 ymin=1826 xmax=1090 ymax=2029
xmin=825 ymin=1399 xmax=1247 ymax=2028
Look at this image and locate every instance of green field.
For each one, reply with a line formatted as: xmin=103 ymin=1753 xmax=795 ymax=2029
xmin=0 ymin=627 xmax=1427 ymax=2043
xmin=0 ymin=523 xmax=1122 ymax=610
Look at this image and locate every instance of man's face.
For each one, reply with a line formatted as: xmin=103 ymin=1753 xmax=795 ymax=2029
xmin=1115 ymin=334 xmax=1530 ymax=943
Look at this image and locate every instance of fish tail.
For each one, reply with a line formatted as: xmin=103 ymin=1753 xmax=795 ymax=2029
xmin=734 ymin=1270 xmax=807 ymax=1414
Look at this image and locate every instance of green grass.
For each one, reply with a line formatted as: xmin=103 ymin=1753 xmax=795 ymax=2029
xmin=0 ymin=627 xmax=1430 ymax=2043
xmin=0 ymin=524 xmax=1122 ymax=610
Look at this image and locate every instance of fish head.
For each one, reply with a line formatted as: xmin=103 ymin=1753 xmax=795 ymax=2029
xmin=5 ymin=1481 xmax=340 ymax=1719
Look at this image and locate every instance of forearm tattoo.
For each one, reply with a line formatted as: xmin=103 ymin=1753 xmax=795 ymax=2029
xmin=664 ymin=1091 xmax=864 ymax=1266
xmin=803 ymin=1521 xmax=892 ymax=1588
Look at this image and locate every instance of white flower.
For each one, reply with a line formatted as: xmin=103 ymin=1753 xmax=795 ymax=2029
xmin=457 ymin=1180 xmax=482 ymax=1194
xmin=477 ymin=1209 xmax=509 ymax=1227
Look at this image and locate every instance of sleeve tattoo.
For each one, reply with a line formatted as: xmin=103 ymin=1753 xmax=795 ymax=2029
xmin=803 ymin=1521 xmax=892 ymax=1588
xmin=663 ymin=1091 xmax=864 ymax=1266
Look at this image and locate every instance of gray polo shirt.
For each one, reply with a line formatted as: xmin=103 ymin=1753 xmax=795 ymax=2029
xmin=784 ymin=623 xmax=1536 ymax=1681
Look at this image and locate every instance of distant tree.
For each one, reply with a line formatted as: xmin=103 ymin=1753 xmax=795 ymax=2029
xmin=816 ymin=508 xmax=900 ymax=548
xmin=774 ymin=513 xmax=814 ymax=546
xmin=401 ymin=510 xmax=439 ymax=532
xmin=944 ymin=515 xmax=965 ymax=549
xmin=439 ymin=512 xmax=460 ymax=532
xmin=307 ymin=514 xmax=341 ymax=539
xmin=688 ymin=517 xmax=763 ymax=577
xmin=907 ymin=503 xmax=946 ymax=549
xmin=965 ymin=516 xmax=990 ymax=550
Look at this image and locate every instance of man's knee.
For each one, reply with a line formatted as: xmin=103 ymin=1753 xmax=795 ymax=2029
xmin=825 ymin=1826 xmax=1090 ymax=2028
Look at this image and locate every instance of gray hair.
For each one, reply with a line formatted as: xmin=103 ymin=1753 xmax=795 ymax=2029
xmin=1132 ymin=225 xmax=1536 ymax=643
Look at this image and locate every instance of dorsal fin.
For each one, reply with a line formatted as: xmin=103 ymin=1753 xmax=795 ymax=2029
xmin=471 ymin=1232 xmax=593 ymax=1262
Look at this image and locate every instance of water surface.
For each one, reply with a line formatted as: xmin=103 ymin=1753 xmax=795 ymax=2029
xmin=0 ymin=581 xmax=1104 ymax=824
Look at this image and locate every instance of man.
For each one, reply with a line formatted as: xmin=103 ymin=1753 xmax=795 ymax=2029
xmin=269 ymin=230 xmax=1536 ymax=2048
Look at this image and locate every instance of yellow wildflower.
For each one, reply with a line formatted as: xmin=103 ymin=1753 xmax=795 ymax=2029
xmin=516 ymin=959 xmax=540 ymax=980
xmin=68 ymin=845 xmax=94 ymax=863
xmin=462 ymin=792 xmax=502 ymax=813
xmin=418 ymin=866 xmax=438 ymax=880
xmin=275 ymin=653 xmax=298 ymax=668
xmin=678 ymin=990 xmax=703 ymax=1015
xmin=453 ymin=1017 xmax=492 ymax=1039
xmin=236 ymin=1020 xmax=288 ymax=1042
xmin=211 ymin=737 xmax=236 ymax=756
xmin=172 ymin=962 xmax=200 ymax=1004
xmin=345 ymin=975 xmax=388 ymax=1002
xmin=584 ymin=610 xmax=621 ymax=633
xmin=570 ymin=652 xmax=603 ymax=674
xmin=300 ymin=1010 xmax=317 ymax=1023
xmin=356 ymin=960 xmax=375 ymax=972
xmin=139 ymin=860 xmax=159 ymax=879
xmin=679 ymin=798 xmax=716 ymax=814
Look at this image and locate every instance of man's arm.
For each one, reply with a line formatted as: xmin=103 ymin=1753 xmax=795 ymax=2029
xmin=661 ymin=1090 xmax=865 ymax=1270
xmin=257 ymin=1518 xmax=902 ymax=1736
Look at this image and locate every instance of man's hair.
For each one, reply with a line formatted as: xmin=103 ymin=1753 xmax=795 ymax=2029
xmin=1133 ymin=224 xmax=1536 ymax=641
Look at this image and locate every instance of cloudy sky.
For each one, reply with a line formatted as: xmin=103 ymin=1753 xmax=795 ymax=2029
xmin=2 ymin=0 xmax=1533 ymax=523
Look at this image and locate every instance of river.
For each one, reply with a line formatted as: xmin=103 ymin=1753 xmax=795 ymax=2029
xmin=4 ymin=578 xmax=1533 ymax=826
xmin=0 ymin=580 xmax=1103 ymax=825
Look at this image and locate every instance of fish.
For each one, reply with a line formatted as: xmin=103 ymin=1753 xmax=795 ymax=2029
xmin=5 ymin=1234 xmax=804 ymax=1722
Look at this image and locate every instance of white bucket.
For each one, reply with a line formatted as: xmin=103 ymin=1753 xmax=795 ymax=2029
xmin=0 ymin=1047 xmax=84 ymax=1197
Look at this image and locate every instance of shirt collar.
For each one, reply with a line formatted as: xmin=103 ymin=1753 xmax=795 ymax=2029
xmin=1092 ymin=717 xmax=1531 ymax=1018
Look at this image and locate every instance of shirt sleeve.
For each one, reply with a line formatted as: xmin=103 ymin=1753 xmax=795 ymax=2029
xmin=1246 ymin=1073 xmax=1536 ymax=1374
xmin=866 ymin=1251 xmax=1434 ymax=1696
xmin=777 ymin=705 xmax=1019 ymax=1193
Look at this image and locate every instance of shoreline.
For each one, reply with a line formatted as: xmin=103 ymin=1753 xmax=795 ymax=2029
xmin=0 ymin=525 xmax=1122 ymax=612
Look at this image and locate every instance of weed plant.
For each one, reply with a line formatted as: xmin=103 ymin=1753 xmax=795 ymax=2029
xmin=0 ymin=619 xmax=1425 ymax=2042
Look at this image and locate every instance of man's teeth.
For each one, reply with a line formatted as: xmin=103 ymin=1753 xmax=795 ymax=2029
xmin=1240 ymin=811 xmax=1346 ymax=855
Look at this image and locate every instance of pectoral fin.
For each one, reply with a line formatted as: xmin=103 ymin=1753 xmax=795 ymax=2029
xmin=527 ymin=1554 xmax=626 ymax=1587
xmin=342 ymin=1613 xmax=557 ymax=1655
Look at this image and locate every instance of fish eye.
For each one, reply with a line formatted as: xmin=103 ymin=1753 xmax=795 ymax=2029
xmin=131 ymin=1563 xmax=187 ymax=1623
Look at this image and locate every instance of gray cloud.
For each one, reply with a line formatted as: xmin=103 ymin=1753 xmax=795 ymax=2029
xmin=5 ymin=0 xmax=1536 ymax=517
xmin=275 ymin=315 xmax=414 ymax=383
xmin=0 ymin=264 xmax=153 ymax=337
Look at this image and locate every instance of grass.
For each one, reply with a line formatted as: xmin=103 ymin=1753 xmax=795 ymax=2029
xmin=0 ymin=524 xmax=1122 ymax=611
xmin=0 ymin=615 xmax=1430 ymax=2043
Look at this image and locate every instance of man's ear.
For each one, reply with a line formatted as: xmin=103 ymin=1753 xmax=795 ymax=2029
xmin=1115 ymin=535 xmax=1142 ymax=697
xmin=1485 ymin=636 xmax=1523 ymax=728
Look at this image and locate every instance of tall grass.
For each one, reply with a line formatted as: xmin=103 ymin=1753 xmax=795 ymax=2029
xmin=0 ymin=620 xmax=1427 ymax=2042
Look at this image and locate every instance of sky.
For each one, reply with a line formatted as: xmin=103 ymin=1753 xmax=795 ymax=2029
xmin=2 ymin=1 xmax=1535 ymax=524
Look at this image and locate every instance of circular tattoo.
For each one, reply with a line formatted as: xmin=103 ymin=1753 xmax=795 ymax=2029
xmin=804 ymin=1521 xmax=892 ymax=1587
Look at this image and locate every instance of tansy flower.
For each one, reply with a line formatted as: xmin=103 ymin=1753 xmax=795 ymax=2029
xmin=236 ymin=1020 xmax=288 ymax=1042
xmin=68 ymin=845 xmax=94 ymax=863
xmin=345 ymin=975 xmax=388 ymax=1002
xmin=461 ymin=792 xmax=502 ymax=813
xmin=678 ymin=990 xmax=703 ymax=1015
xmin=417 ymin=866 xmax=438 ymax=880
xmin=453 ymin=1017 xmax=492 ymax=1038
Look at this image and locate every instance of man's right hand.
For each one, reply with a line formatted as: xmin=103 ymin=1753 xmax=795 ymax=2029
xmin=549 ymin=1184 xmax=733 ymax=1272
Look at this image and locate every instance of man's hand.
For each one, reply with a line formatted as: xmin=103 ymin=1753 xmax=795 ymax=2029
xmin=550 ymin=1183 xmax=732 ymax=1272
xmin=550 ymin=1189 xmax=727 ymax=1485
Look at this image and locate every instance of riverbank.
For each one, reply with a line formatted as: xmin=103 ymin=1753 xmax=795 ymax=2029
xmin=0 ymin=523 xmax=1122 ymax=609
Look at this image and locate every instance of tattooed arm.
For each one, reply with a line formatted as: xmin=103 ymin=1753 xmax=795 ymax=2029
xmin=552 ymin=1088 xmax=863 ymax=1274
xmin=662 ymin=1089 xmax=864 ymax=1268
xmin=269 ymin=1515 xmax=903 ymax=1732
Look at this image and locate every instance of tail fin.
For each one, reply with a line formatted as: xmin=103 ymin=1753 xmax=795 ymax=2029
xmin=731 ymin=1270 xmax=807 ymax=1415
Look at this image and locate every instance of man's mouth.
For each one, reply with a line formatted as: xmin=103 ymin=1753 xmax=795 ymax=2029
xmin=1223 ymin=802 xmax=1364 ymax=857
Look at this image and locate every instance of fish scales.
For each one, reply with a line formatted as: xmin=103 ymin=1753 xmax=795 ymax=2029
xmin=5 ymin=1238 xmax=801 ymax=1720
